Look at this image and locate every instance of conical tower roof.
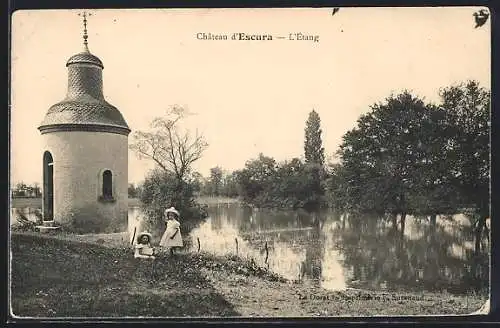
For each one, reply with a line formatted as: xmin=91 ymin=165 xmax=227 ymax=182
xmin=39 ymin=12 xmax=130 ymax=135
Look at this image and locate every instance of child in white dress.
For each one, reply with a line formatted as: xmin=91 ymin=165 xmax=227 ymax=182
xmin=159 ymin=207 xmax=183 ymax=256
xmin=134 ymin=232 xmax=156 ymax=260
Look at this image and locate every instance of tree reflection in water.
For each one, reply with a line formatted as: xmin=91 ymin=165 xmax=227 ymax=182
xmin=332 ymin=212 xmax=489 ymax=294
xmin=189 ymin=204 xmax=488 ymax=295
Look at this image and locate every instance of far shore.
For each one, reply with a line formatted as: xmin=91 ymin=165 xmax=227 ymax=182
xmin=11 ymin=196 xmax=240 ymax=209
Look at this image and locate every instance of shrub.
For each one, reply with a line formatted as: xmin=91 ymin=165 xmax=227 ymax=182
xmin=140 ymin=168 xmax=208 ymax=240
xmin=12 ymin=209 xmax=37 ymax=232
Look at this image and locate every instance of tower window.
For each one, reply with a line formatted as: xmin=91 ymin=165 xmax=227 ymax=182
xmin=102 ymin=170 xmax=113 ymax=199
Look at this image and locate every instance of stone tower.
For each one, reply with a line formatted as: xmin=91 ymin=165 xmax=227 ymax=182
xmin=38 ymin=13 xmax=130 ymax=233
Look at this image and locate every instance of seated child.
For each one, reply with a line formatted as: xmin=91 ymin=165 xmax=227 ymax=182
xmin=134 ymin=232 xmax=156 ymax=260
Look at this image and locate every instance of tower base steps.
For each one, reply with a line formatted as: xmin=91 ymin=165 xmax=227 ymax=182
xmin=36 ymin=221 xmax=61 ymax=233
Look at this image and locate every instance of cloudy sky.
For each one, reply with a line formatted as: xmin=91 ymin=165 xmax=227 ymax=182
xmin=11 ymin=7 xmax=490 ymax=185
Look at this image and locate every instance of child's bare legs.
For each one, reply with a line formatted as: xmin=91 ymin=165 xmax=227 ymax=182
xmin=170 ymin=247 xmax=182 ymax=256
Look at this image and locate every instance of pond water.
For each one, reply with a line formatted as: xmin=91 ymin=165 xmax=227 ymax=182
xmin=11 ymin=203 xmax=490 ymax=294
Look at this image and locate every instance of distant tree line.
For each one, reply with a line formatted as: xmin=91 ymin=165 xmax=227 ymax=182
xmin=186 ymin=110 xmax=326 ymax=210
xmin=191 ymin=167 xmax=239 ymax=198
xmin=11 ymin=182 xmax=42 ymax=198
xmin=13 ymin=181 xmax=144 ymax=199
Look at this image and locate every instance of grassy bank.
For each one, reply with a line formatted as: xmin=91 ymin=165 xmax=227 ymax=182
xmin=10 ymin=232 xmax=486 ymax=317
xmin=11 ymin=196 xmax=239 ymax=209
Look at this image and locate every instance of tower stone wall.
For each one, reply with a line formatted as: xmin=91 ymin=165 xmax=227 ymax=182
xmin=42 ymin=131 xmax=128 ymax=233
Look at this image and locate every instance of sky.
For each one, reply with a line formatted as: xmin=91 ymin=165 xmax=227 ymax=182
xmin=10 ymin=7 xmax=490 ymax=185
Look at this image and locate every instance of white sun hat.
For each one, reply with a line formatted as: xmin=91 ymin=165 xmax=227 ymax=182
xmin=137 ymin=232 xmax=152 ymax=242
xmin=164 ymin=207 xmax=180 ymax=217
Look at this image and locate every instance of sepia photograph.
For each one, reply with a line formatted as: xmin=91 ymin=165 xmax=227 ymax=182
xmin=9 ymin=7 xmax=491 ymax=318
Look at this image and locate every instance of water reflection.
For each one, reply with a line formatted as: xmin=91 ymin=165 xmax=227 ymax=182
xmin=321 ymin=220 xmax=347 ymax=290
xmin=336 ymin=212 xmax=488 ymax=293
xmin=189 ymin=205 xmax=312 ymax=283
xmin=192 ymin=205 xmax=489 ymax=294
xmin=11 ymin=203 xmax=489 ymax=294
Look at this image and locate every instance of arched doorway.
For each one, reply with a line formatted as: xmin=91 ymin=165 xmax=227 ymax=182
xmin=43 ymin=151 xmax=54 ymax=220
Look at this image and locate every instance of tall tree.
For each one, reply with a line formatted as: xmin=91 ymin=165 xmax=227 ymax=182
xmin=304 ymin=110 xmax=325 ymax=166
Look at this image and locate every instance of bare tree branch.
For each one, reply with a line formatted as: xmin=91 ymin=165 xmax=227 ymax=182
xmin=129 ymin=105 xmax=209 ymax=183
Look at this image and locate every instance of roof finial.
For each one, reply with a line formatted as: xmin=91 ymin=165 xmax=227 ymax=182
xmin=78 ymin=11 xmax=92 ymax=52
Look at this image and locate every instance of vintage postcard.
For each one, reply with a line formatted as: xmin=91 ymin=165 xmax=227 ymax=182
xmin=9 ymin=7 xmax=491 ymax=318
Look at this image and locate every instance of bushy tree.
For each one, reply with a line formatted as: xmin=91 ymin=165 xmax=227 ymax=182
xmin=235 ymin=153 xmax=277 ymax=206
xmin=12 ymin=182 xmax=27 ymax=197
xmin=128 ymin=183 xmax=139 ymax=198
xmin=221 ymin=172 xmax=239 ymax=198
xmin=325 ymin=163 xmax=348 ymax=212
xmin=331 ymin=91 xmax=463 ymax=232
xmin=140 ymin=168 xmax=208 ymax=240
xmin=336 ymin=92 xmax=431 ymax=220
xmin=406 ymin=104 xmax=461 ymax=218
xmin=439 ymin=80 xmax=490 ymax=253
xmin=328 ymin=82 xmax=490 ymax=241
xmin=296 ymin=162 xmax=326 ymax=210
xmin=235 ymin=155 xmax=326 ymax=210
